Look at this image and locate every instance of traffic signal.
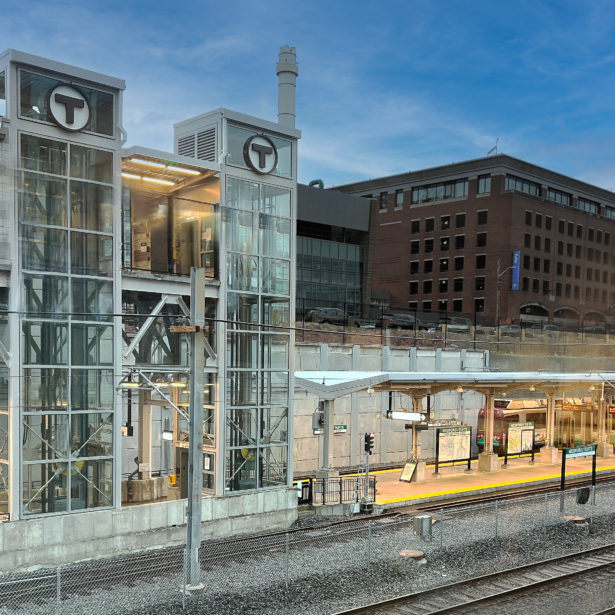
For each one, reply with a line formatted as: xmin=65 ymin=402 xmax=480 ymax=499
xmin=364 ymin=432 xmax=375 ymax=454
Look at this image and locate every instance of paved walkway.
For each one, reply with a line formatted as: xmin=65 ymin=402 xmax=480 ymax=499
xmin=369 ymin=452 xmax=615 ymax=507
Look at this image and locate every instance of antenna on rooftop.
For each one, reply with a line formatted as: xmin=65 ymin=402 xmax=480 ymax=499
xmin=487 ymin=138 xmax=499 ymax=156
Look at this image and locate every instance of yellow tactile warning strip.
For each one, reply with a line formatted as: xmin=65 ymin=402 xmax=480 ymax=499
xmin=376 ymin=463 xmax=615 ymax=505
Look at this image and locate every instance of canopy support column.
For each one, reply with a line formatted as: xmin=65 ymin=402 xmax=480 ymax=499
xmin=596 ymin=396 xmax=611 ymax=457
xmin=540 ymin=391 xmax=559 ymax=464
xmin=410 ymin=395 xmax=426 ymax=482
xmin=478 ymin=392 xmax=500 ymax=472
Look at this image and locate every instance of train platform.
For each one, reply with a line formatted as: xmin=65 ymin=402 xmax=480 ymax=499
xmin=371 ymin=452 xmax=615 ymax=508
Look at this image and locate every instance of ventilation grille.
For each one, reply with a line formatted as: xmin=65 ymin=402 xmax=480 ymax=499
xmin=196 ymin=128 xmax=216 ymax=161
xmin=177 ymin=134 xmax=195 ymax=158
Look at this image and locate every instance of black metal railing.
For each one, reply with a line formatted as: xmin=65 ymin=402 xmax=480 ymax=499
xmin=295 ymin=476 xmax=376 ymax=506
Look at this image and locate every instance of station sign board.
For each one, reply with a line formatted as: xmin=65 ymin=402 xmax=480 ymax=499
xmin=507 ymin=421 xmax=534 ymax=455
xmin=565 ymin=444 xmax=596 ymax=458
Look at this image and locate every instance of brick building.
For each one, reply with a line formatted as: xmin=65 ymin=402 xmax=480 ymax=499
xmin=335 ymin=155 xmax=615 ymax=326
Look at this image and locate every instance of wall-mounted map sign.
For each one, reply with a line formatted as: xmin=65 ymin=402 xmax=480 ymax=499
xmin=437 ymin=426 xmax=471 ymax=463
xmin=507 ymin=421 xmax=534 ymax=455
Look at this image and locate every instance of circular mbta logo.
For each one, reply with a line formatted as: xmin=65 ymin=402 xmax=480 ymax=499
xmin=48 ymin=84 xmax=90 ymax=132
xmin=243 ymin=134 xmax=278 ymax=175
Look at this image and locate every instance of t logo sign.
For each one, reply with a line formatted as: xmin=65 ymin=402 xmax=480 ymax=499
xmin=48 ymin=85 xmax=91 ymax=132
xmin=243 ymin=135 xmax=278 ymax=175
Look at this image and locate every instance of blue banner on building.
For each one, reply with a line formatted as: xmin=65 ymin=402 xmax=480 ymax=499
xmin=511 ymin=250 xmax=520 ymax=290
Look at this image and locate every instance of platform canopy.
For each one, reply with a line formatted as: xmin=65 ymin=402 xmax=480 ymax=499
xmin=295 ymin=370 xmax=615 ymax=400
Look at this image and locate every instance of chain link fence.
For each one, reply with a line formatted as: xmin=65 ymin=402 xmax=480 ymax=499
xmin=1 ymin=482 xmax=615 ymax=614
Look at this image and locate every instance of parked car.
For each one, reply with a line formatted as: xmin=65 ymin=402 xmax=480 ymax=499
xmin=499 ymin=324 xmax=521 ymax=337
xmin=530 ymin=323 xmax=561 ymax=336
xmin=438 ymin=316 xmax=472 ymax=333
xmin=381 ymin=313 xmax=417 ymax=329
xmin=305 ymin=307 xmax=347 ymax=324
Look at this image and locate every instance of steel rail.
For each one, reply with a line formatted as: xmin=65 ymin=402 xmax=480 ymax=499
xmin=331 ymin=543 xmax=615 ymax=615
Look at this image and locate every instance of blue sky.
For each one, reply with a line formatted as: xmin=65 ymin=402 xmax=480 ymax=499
xmin=5 ymin=0 xmax=615 ymax=189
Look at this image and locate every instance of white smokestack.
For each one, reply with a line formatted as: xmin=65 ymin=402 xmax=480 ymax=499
xmin=276 ymin=45 xmax=298 ymax=128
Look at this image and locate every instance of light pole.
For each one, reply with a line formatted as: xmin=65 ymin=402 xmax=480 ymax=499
xmin=496 ymin=257 xmax=514 ymax=339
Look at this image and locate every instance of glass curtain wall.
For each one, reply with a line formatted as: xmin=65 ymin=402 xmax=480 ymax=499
xmin=225 ymin=177 xmax=290 ymax=491
xmin=19 ymin=133 xmax=115 ymax=515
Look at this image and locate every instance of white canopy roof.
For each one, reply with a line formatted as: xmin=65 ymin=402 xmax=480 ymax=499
xmin=295 ymin=370 xmax=615 ymax=399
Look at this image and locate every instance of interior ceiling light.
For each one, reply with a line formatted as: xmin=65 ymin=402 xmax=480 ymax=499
xmin=529 ymin=384 xmax=536 ymax=392
xmin=171 ymin=381 xmax=186 ymax=388
xmin=166 ymin=166 xmax=201 ymax=176
xmin=131 ymin=158 xmax=166 ymax=169
xmin=142 ymin=176 xmax=175 ymax=186
xmin=121 ymin=381 xmax=140 ymax=388
xmin=121 ymin=172 xmax=141 ymax=180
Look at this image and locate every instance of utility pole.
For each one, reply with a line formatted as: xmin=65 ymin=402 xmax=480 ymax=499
xmin=185 ymin=268 xmax=205 ymax=586
xmin=496 ymin=257 xmax=514 ymax=338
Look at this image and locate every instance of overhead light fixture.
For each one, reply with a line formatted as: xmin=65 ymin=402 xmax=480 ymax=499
xmin=203 ymin=404 xmax=215 ymax=409
xmin=367 ymin=386 xmax=375 ymax=396
xmin=162 ymin=429 xmax=173 ymax=441
xmin=589 ymin=385 xmax=596 ymax=391
xmin=456 ymin=386 xmax=463 ymax=393
xmin=121 ymin=172 xmax=141 ymax=180
xmin=171 ymin=381 xmax=186 ymax=388
xmin=142 ymin=176 xmax=175 ymax=186
xmin=131 ymin=158 xmax=166 ymax=169
xmin=529 ymin=384 xmax=536 ymax=392
xmin=121 ymin=380 xmax=140 ymax=388
xmin=166 ymin=166 xmax=201 ymax=176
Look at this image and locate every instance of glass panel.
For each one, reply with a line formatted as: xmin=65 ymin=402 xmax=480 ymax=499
xmin=224 ymin=209 xmax=255 ymax=253
xmin=261 ymin=184 xmax=291 ymax=217
xmin=71 ymin=369 xmax=114 ymax=411
xmin=261 ymin=335 xmax=289 ymax=369
xmin=0 ymin=463 xmax=7 ymax=515
xmin=0 ymin=413 xmax=7 ymax=462
xmin=72 ymin=278 xmax=113 ymax=321
xmin=70 ymin=146 xmax=113 ymax=184
xmin=71 ymin=324 xmax=113 ymax=365
xmin=261 ymin=407 xmax=288 ymax=444
xmin=19 ymin=70 xmax=114 ymax=136
xmin=71 ymin=459 xmax=113 ymax=510
xmin=203 ymin=453 xmax=215 ymax=492
xmin=71 ymin=413 xmax=113 ymax=457
xmin=226 ymin=448 xmax=257 ymax=491
xmin=22 ymin=322 xmax=68 ymax=365
xmin=20 ymin=172 xmax=67 ymax=226
xmin=226 ymin=371 xmax=257 ymax=406
xmin=22 ymin=462 xmax=68 ymax=514
xmin=226 ymin=125 xmax=255 ymax=170
xmin=71 ymin=232 xmax=113 ymax=276
xmin=259 ymin=215 xmax=290 ymax=258
xmin=24 ymin=368 xmax=68 ymax=411
xmin=227 ymin=253 xmax=258 ymax=291
xmin=22 ymin=226 xmax=67 ymax=272
xmin=270 ymin=137 xmax=292 ymax=178
xmin=226 ymin=176 xmax=259 ymax=210
xmin=259 ymin=446 xmax=287 ymax=487
xmin=261 ymin=258 xmax=290 ymax=295
xmin=226 ymin=407 xmax=258 ymax=447
xmin=227 ymin=292 xmax=259 ymax=330
xmin=226 ymin=332 xmax=259 ymax=368
xmin=262 ymin=296 xmax=290 ymax=329
xmin=0 ymin=71 xmax=5 ymax=117
xmin=24 ymin=274 xmax=69 ymax=317
xmin=20 ymin=134 xmax=67 ymax=176
xmin=260 ymin=371 xmax=288 ymax=405
xmin=70 ymin=181 xmax=113 ymax=232
xmin=23 ymin=414 xmax=69 ymax=461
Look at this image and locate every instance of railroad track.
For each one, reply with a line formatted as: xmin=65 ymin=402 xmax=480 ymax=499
xmin=398 ymin=472 xmax=613 ymax=514
xmin=332 ymin=543 xmax=615 ymax=614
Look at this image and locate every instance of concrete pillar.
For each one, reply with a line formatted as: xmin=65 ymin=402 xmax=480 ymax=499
xmin=478 ymin=392 xmax=499 ymax=472
xmin=411 ymin=395 xmax=426 ymax=482
xmin=350 ymin=345 xmax=360 ymax=466
xmin=596 ymin=397 xmax=611 ymax=457
xmin=316 ymin=399 xmax=338 ymax=477
xmin=137 ymin=391 xmax=152 ymax=480
xmin=540 ymin=392 xmax=559 ymax=464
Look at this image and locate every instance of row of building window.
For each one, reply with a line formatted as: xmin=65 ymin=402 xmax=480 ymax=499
xmin=410 ymin=276 xmax=485 ymax=295
xmin=522 ymin=253 xmax=613 ymax=278
xmin=410 ymin=210 xmax=487 ymax=233
xmin=525 ymin=211 xmax=611 ymax=245
xmin=523 ymin=233 xmax=613 ymax=264
xmin=520 ymin=277 xmax=613 ymax=303
xmin=377 ymin=176 xmax=492 ymax=211
xmin=410 ymin=234 xmax=487 ymax=255
xmin=408 ymin=299 xmax=485 ymax=313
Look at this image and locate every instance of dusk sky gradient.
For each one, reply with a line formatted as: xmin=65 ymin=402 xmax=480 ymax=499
xmin=5 ymin=0 xmax=615 ymax=189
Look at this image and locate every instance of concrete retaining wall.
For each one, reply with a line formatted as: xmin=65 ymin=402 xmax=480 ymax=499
xmin=0 ymin=488 xmax=297 ymax=572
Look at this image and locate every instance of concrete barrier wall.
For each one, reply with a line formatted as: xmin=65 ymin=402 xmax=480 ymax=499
xmin=0 ymin=488 xmax=297 ymax=572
